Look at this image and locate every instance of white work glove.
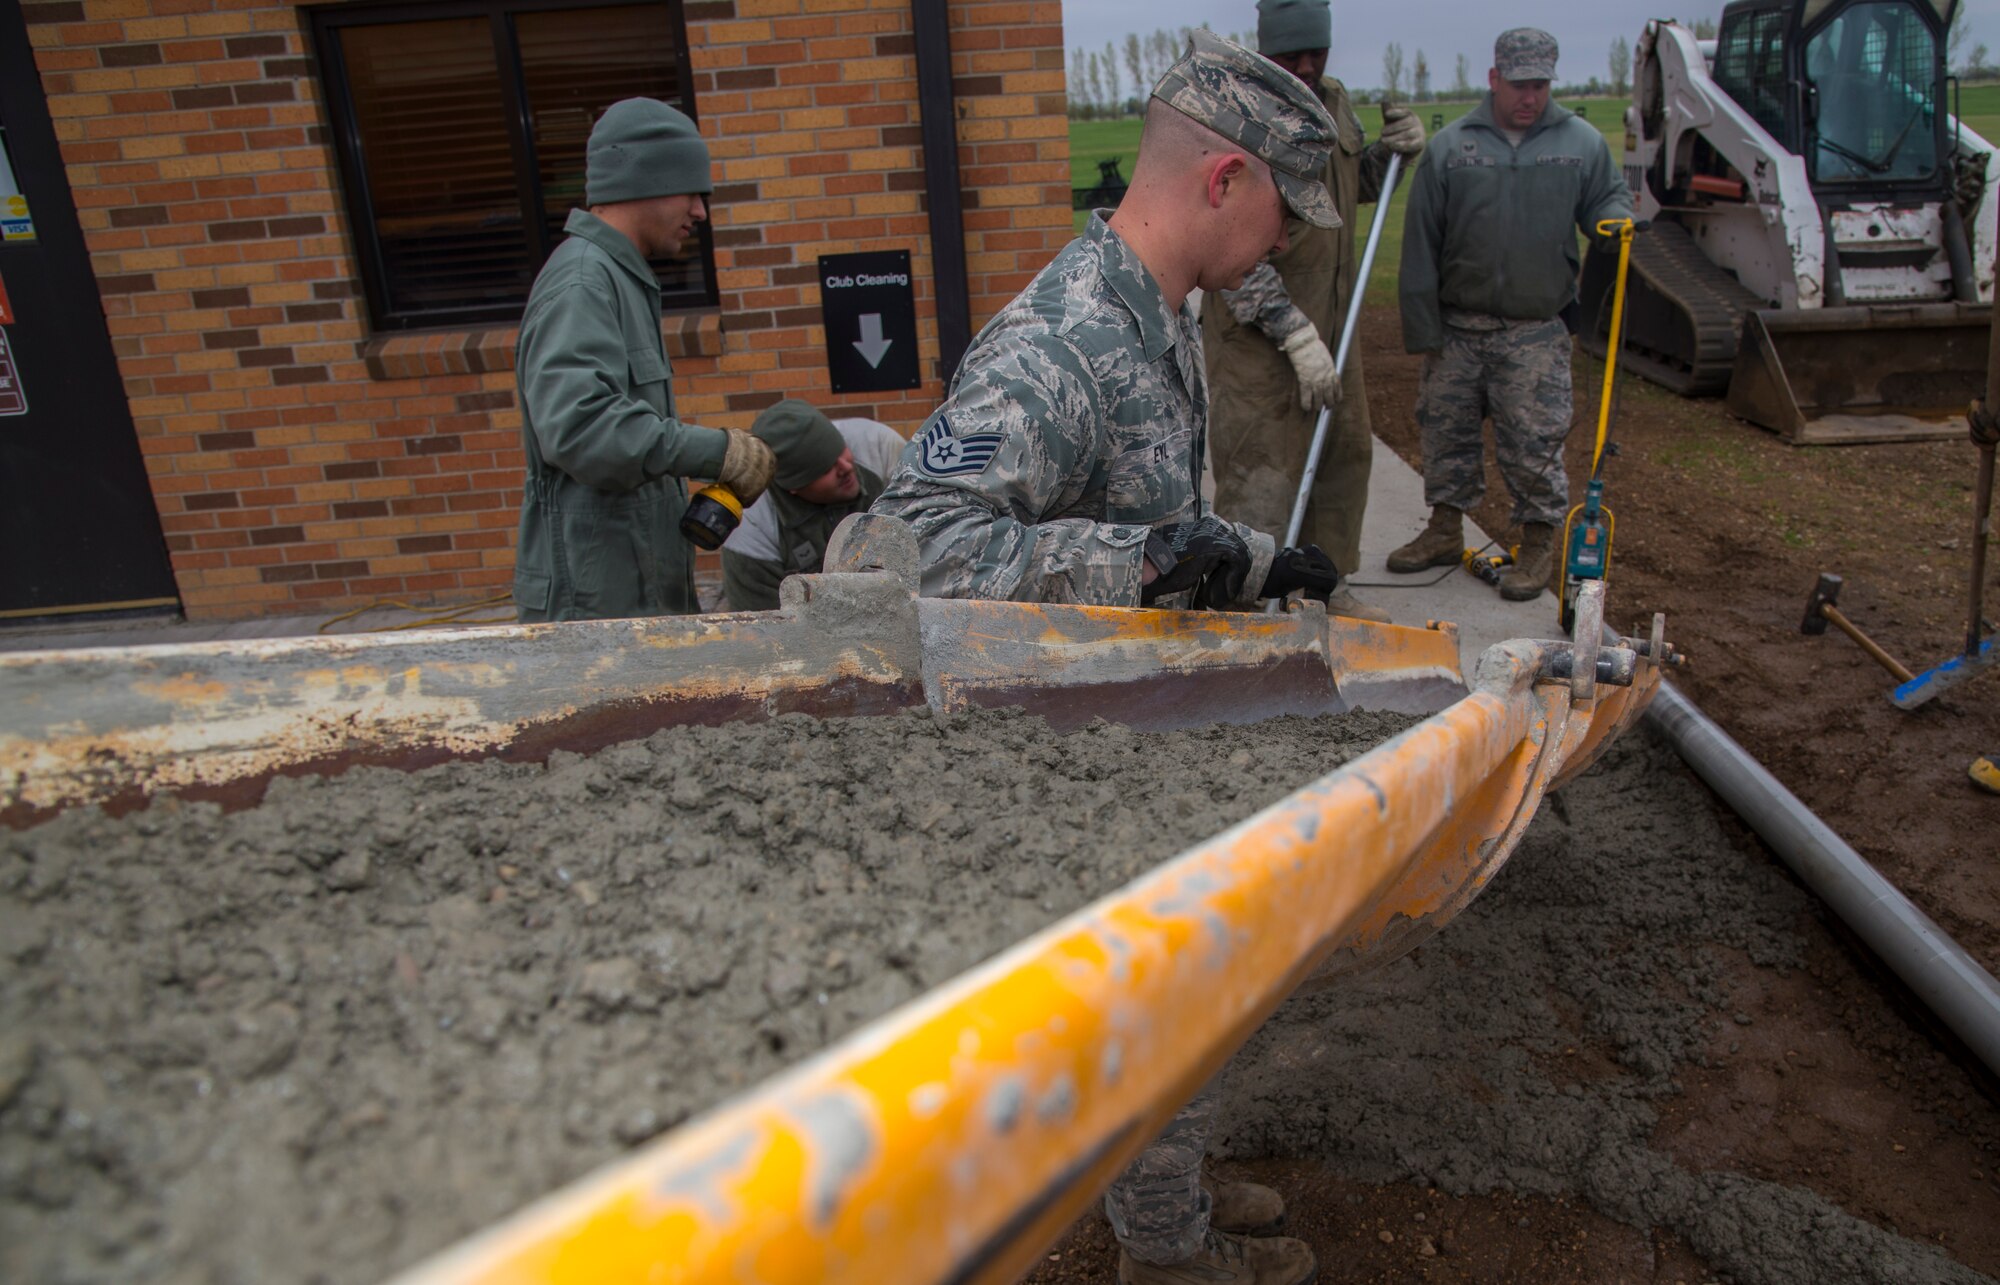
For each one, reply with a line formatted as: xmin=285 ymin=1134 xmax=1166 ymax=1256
xmin=1380 ymin=104 xmax=1426 ymax=156
xmin=1279 ymin=327 xmax=1341 ymax=414
xmin=716 ymin=427 xmax=777 ymax=504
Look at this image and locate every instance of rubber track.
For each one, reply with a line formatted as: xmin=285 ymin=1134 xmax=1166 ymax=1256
xmin=1585 ymin=220 xmax=1767 ymax=397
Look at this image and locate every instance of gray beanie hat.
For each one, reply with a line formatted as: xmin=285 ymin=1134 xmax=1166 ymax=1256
xmin=1257 ymin=0 xmax=1331 ymax=56
xmin=585 ymin=98 xmax=712 ymax=205
xmin=753 ymin=400 xmax=846 ymax=490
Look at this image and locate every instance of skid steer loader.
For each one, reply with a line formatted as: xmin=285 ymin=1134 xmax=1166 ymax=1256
xmin=1578 ymin=0 xmax=1999 ymax=443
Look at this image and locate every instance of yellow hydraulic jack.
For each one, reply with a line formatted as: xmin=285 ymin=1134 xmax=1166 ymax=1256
xmin=1557 ymin=217 xmax=1642 ymax=633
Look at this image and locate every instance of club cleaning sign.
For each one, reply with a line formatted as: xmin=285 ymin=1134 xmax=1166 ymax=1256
xmin=818 ymin=250 xmax=920 ymax=394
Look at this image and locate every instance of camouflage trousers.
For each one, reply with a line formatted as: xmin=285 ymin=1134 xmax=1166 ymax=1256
xmin=1103 ymin=1075 xmax=1220 ymax=1264
xmin=1414 ymin=319 xmax=1574 ymax=527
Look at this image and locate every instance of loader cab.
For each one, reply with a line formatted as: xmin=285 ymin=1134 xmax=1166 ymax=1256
xmin=1713 ymin=0 xmax=1953 ymax=197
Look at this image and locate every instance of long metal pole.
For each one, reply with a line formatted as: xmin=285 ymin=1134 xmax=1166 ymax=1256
xmin=1970 ymin=234 xmax=2000 ymax=658
xmin=1647 ymin=681 xmax=2000 ymax=1076
xmin=1266 ymin=152 xmax=1403 ymax=614
xmin=1970 ymin=439 xmax=1994 ymax=658
xmin=1284 ymin=151 xmax=1401 ymax=546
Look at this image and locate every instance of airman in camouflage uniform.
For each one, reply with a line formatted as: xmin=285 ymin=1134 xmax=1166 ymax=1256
xmin=1390 ymin=28 xmax=1631 ymax=600
xmin=871 ymin=33 xmax=1345 ymax=628
xmin=882 ymin=32 xmax=1341 ymax=1285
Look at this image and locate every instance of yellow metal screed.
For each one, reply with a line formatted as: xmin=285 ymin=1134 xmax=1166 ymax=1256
xmin=0 ymin=517 xmax=1666 ymax=1285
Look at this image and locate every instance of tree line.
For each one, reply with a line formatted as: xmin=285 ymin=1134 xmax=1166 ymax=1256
xmin=1071 ymin=14 xmax=1999 ymax=122
xmin=1066 ymin=22 xmax=1709 ymax=119
xmin=1068 ymin=26 xmax=1256 ymax=120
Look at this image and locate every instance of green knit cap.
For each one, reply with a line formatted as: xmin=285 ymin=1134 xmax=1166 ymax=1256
xmin=753 ymin=399 xmax=846 ymax=490
xmin=585 ymin=98 xmax=712 ymax=205
xmin=1257 ymin=0 xmax=1331 ymax=55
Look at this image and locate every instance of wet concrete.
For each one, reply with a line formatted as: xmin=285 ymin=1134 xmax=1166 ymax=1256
xmin=0 ymin=706 xmax=1411 ymax=1285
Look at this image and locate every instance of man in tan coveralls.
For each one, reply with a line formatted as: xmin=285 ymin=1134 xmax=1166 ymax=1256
xmin=1201 ymin=0 xmax=1426 ymax=623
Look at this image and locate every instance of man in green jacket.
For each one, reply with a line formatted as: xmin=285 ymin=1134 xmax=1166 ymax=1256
xmin=513 ymin=97 xmax=776 ymax=622
xmin=1202 ymin=0 xmax=1426 ymax=625
xmin=719 ymin=399 xmax=905 ymax=611
xmin=1388 ymin=29 xmax=1631 ymax=600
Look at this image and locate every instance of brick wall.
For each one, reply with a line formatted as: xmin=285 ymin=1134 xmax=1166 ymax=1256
xmin=21 ymin=0 xmax=1071 ymax=619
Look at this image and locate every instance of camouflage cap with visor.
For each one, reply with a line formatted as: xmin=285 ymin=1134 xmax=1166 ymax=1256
xmin=1493 ymin=27 xmax=1558 ymax=82
xmin=1150 ymin=30 xmax=1342 ymax=229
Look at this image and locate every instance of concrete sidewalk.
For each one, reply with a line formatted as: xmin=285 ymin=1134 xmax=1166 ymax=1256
xmin=1349 ymin=436 xmax=1564 ymax=668
xmin=1 ymin=435 xmax=1563 ymax=671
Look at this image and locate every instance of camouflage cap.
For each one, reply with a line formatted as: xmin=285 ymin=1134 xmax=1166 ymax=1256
xmin=1493 ymin=27 xmax=1558 ymax=81
xmin=1151 ymin=29 xmax=1342 ymax=229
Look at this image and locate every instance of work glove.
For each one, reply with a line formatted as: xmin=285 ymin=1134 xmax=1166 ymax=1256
xmin=716 ymin=428 xmax=777 ymax=504
xmin=1279 ymin=327 xmax=1341 ymax=414
xmin=1140 ymin=517 xmax=1255 ymax=610
xmin=1260 ymin=544 xmax=1341 ymax=602
xmin=1380 ymin=104 xmax=1427 ymax=156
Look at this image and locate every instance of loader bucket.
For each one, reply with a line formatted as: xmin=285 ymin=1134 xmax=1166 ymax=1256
xmin=1727 ymin=302 xmax=1992 ymax=445
xmin=0 ymin=517 xmax=1666 ymax=1285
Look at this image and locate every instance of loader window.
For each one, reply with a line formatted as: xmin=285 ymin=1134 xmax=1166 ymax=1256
xmin=1803 ymin=0 xmax=1941 ymax=185
xmin=1714 ymin=7 xmax=1791 ymax=141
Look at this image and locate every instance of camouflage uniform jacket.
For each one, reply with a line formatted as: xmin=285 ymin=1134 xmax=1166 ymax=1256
xmin=1219 ymin=76 xmax=1393 ymax=344
xmin=1398 ymin=96 xmax=1631 ymax=354
xmin=872 ymin=213 xmax=1276 ymax=606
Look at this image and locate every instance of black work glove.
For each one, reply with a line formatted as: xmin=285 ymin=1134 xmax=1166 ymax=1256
xmin=1260 ymin=544 xmax=1341 ymax=602
xmin=1140 ymin=517 xmax=1254 ymax=610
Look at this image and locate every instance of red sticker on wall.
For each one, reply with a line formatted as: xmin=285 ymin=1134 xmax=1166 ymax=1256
xmin=0 ymin=329 xmax=26 ymax=416
xmin=0 ymin=269 xmax=12 ymax=325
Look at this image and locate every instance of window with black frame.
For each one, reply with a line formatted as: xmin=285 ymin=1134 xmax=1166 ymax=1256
xmin=1714 ymin=7 xmax=1791 ymax=143
xmin=310 ymin=0 xmax=714 ymax=332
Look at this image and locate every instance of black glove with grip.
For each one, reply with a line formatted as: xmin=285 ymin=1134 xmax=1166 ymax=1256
xmin=1261 ymin=544 xmax=1341 ymax=602
xmin=1140 ymin=517 xmax=1254 ymax=610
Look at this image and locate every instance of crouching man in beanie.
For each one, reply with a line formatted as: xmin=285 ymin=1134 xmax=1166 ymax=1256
xmin=719 ymin=399 xmax=905 ymax=610
xmin=513 ymin=98 xmax=777 ymax=622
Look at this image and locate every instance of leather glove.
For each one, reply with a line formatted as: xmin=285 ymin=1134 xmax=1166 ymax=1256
xmin=1380 ymin=104 xmax=1427 ymax=156
xmin=1279 ymin=327 xmax=1341 ymax=414
xmin=716 ymin=428 xmax=777 ymax=504
xmin=1261 ymin=544 xmax=1341 ymax=602
xmin=1140 ymin=517 xmax=1255 ymax=610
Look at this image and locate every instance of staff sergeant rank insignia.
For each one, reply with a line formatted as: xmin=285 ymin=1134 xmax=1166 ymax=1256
xmin=916 ymin=416 xmax=1002 ymax=477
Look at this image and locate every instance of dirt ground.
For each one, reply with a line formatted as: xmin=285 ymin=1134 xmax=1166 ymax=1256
xmin=1021 ymin=309 xmax=2000 ymax=1284
xmin=1354 ymin=304 xmax=1996 ymax=963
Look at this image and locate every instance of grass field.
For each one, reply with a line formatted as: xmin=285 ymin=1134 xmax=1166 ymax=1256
xmin=1070 ymin=81 xmax=2000 ymax=306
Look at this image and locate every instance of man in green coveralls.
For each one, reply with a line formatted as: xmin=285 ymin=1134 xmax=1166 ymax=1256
xmin=1202 ymin=0 xmax=1427 ymax=624
xmin=512 ymin=98 xmax=777 ymax=622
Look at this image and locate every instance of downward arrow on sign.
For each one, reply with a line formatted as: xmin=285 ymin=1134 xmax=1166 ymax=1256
xmin=853 ymin=313 xmax=893 ymax=368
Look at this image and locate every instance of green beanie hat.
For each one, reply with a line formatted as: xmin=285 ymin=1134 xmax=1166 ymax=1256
xmin=753 ymin=399 xmax=846 ymax=490
xmin=1256 ymin=0 xmax=1331 ymax=55
xmin=585 ymin=98 xmax=712 ymax=205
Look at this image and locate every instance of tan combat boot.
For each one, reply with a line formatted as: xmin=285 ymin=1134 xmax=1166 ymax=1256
xmin=1204 ymin=1174 xmax=1286 ymax=1235
xmin=1321 ymin=587 xmax=1392 ymax=625
xmin=1386 ymin=506 xmax=1463 ymax=573
xmin=1117 ymin=1228 xmax=1317 ymax=1285
xmin=1498 ymin=522 xmax=1557 ymax=601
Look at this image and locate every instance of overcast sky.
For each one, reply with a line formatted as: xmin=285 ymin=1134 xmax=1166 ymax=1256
xmin=1062 ymin=0 xmax=2000 ymax=96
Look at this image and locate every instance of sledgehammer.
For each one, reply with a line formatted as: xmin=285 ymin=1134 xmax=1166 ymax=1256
xmin=1800 ymin=573 xmax=1916 ymax=685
